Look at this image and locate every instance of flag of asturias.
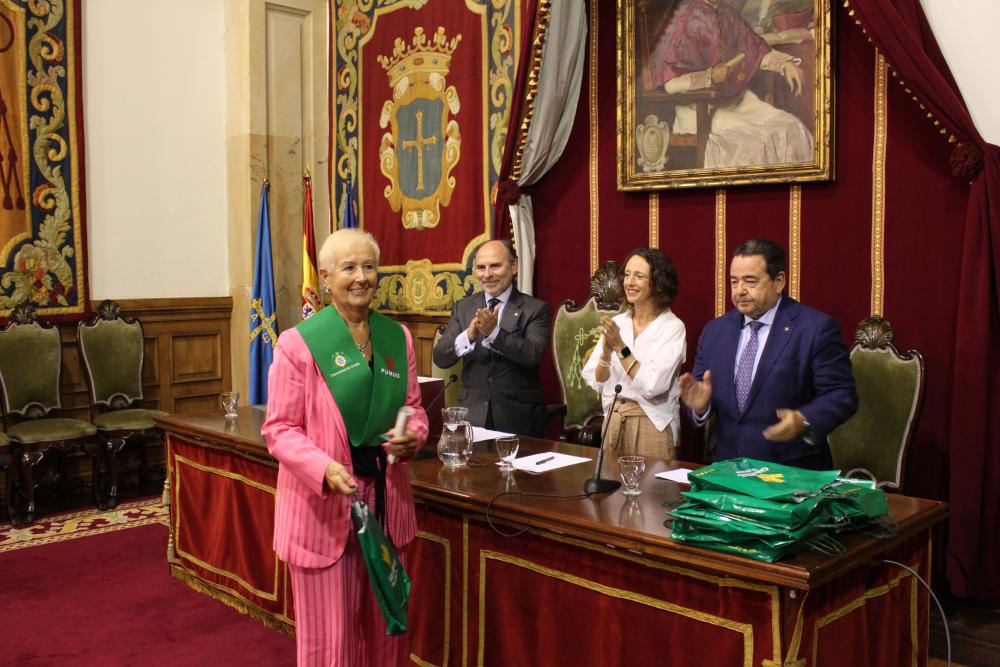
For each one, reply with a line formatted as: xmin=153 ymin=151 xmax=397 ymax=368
xmin=302 ymin=175 xmax=321 ymax=319
xmin=249 ymin=181 xmax=278 ymax=405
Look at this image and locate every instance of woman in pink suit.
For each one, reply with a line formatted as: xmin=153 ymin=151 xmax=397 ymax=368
xmin=262 ymin=228 xmax=429 ymax=666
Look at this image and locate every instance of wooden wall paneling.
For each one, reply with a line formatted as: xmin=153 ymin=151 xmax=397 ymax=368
xmin=391 ymin=313 xmax=450 ymax=377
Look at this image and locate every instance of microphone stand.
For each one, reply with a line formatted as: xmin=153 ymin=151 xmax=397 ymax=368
xmin=583 ymin=384 xmax=623 ymax=495
xmin=411 ymin=374 xmax=459 ymax=461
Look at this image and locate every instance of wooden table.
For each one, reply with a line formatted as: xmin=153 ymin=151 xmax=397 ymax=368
xmin=156 ymin=408 xmax=947 ymax=666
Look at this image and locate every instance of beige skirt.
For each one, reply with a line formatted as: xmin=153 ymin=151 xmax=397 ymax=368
xmin=602 ymin=397 xmax=675 ymax=459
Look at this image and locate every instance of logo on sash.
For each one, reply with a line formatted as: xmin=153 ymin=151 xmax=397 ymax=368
xmin=381 ymin=354 xmax=401 ymax=380
xmin=333 ymin=353 xmax=348 ymax=368
xmin=377 ymin=27 xmax=462 ymax=230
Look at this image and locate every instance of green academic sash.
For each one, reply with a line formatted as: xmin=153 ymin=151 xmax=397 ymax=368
xmin=296 ymin=306 xmax=408 ymax=447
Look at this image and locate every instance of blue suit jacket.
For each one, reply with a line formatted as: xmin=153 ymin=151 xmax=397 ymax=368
xmin=691 ymin=296 xmax=858 ymax=466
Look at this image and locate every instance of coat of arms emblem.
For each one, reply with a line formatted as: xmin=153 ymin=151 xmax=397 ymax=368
xmin=377 ymin=27 xmax=462 ymax=230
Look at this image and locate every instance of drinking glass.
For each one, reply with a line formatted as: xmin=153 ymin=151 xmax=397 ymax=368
xmin=220 ymin=391 xmax=240 ymax=419
xmin=618 ymin=455 xmax=645 ymax=496
xmin=495 ymin=436 xmax=519 ymax=472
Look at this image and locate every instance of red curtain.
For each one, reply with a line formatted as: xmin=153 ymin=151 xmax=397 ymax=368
xmin=849 ymin=0 xmax=1000 ymax=600
xmin=492 ymin=0 xmax=542 ymax=240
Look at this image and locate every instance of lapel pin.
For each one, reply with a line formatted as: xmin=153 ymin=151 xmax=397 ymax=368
xmin=784 ymin=326 xmax=790 ymax=331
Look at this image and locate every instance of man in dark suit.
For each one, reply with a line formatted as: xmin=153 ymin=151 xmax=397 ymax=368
xmin=679 ymin=239 xmax=857 ymax=470
xmin=433 ymin=239 xmax=551 ymax=437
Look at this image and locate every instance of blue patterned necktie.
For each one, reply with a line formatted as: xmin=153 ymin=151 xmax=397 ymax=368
xmin=735 ymin=320 xmax=765 ymax=412
xmin=487 ymin=297 xmax=500 ymax=310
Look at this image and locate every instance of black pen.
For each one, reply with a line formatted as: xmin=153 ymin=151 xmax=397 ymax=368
xmin=536 ymin=455 xmax=555 ymax=466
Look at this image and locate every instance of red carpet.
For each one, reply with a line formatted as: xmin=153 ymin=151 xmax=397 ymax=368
xmin=0 ymin=520 xmax=295 ymax=665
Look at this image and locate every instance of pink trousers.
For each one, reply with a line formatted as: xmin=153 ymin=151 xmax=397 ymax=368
xmin=288 ymin=486 xmax=412 ymax=666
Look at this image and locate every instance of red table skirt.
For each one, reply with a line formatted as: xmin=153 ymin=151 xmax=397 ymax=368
xmin=166 ymin=432 xmax=931 ymax=665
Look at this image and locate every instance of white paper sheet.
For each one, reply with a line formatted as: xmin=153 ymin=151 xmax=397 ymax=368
xmin=655 ymin=468 xmax=692 ymax=484
xmin=470 ymin=427 xmax=516 ymax=443
xmin=508 ymin=451 xmax=591 ymax=473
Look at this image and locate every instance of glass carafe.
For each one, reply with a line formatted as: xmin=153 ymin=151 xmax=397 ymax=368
xmin=437 ymin=406 xmax=473 ymax=468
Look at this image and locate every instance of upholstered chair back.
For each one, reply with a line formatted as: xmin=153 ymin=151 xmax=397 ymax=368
xmin=431 ymin=327 xmax=463 ymax=408
xmin=827 ymin=316 xmax=925 ymax=491
xmin=551 ymin=261 xmax=624 ymax=440
xmin=0 ymin=305 xmax=63 ymax=419
xmin=78 ymin=301 xmax=145 ymax=409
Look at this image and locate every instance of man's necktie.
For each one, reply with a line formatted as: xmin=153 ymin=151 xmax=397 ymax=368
xmin=735 ymin=320 xmax=764 ymax=412
xmin=487 ymin=297 xmax=500 ymax=310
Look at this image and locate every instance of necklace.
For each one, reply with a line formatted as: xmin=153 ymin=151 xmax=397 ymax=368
xmin=356 ymin=332 xmax=371 ymax=354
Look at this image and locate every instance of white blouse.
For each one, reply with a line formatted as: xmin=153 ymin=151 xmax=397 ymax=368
xmin=581 ymin=309 xmax=687 ymax=441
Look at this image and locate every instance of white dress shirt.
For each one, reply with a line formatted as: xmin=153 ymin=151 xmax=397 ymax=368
xmin=452 ymin=285 xmax=512 ymax=357
xmin=581 ymin=309 xmax=687 ymax=441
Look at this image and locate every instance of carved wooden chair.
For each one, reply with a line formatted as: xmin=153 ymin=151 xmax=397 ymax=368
xmin=0 ymin=302 xmax=98 ymax=524
xmin=77 ymin=300 xmax=167 ymax=509
xmin=0 ymin=430 xmax=12 ymax=521
xmin=551 ymin=261 xmax=625 ymax=445
xmin=827 ymin=316 xmax=926 ymax=491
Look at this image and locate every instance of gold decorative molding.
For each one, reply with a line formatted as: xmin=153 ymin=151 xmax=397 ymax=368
xmin=510 ymin=0 xmax=553 ymax=181
xmin=871 ymin=50 xmax=888 ymax=317
xmin=789 ymin=185 xmax=802 ymax=301
xmin=649 ymin=192 xmax=659 ymax=248
xmin=715 ymin=189 xmax=727 ymax=317
xmin=588 ymin=0 xmax=600 ymax=274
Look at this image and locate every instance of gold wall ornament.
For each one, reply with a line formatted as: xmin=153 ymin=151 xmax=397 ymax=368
xmin=376 ymin=258 xmax=467 ymax=313
xmin=636 ymin=114 xmax=671 ymax=172
xmin=377 ymin=27 xmax=463 ymax=230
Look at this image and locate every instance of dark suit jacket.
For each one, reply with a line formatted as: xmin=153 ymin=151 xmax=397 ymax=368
xmin=433 ymin=288 xmax=551 ymax=437
xmin=691 ymin=296 xmax=858 ymax=467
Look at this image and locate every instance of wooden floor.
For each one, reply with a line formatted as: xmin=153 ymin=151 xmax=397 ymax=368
xmin=930 ymin=594 xmax=1000 ymax=667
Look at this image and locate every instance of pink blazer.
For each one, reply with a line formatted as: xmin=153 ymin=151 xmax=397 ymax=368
xmin=262 ymin=325 xmax=429 ymax=568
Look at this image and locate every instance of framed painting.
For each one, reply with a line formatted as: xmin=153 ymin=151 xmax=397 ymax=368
xmin=617 ymin=0 xmax=833 ymax=190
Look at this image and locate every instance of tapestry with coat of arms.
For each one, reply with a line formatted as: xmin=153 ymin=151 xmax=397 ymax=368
xmin=0 ymin=0 xmax=87 ymax=321
xmin=331 ymin=0 xmax=526 ymax=313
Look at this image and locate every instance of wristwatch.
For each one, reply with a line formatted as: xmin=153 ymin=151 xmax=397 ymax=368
xmin=617 ymin=346 xmax=632 ymax=359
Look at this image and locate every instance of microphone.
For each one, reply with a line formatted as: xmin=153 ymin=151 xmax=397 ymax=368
xmin=413 ymin=373 xmax=458 ymax=461
xmin=430 ymin=374 xmax=459 ymax=406
xmin=583 ymin=384 xmax=623 ymax=495
xmin=387 ymin=374 xmax=458 ymax=464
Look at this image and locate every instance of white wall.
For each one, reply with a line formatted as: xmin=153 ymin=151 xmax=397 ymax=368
xmin=78 ymin=0 xmax=998 ymax=300
xmin=84 ymin=0 xmax=229 ymax=298
xmin=920 ymin=0 xmax=1000 ymax=145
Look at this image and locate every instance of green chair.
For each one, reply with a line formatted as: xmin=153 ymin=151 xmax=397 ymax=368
xmin=551 ymin=261 xmax=624 ymax=445
xmin=431 ymin=326 xmax=463 ymax=408
xmin=0 ymin=302 xmax=98 ymax=524
xmin=827 ymin=316 xmax=925 ymax=491
xmin=78 ymin=300 xmax=167 ymax=509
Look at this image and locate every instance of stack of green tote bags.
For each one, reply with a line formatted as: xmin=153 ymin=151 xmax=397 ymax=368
xmin=667 ymin=458 xmax=893 ymax=562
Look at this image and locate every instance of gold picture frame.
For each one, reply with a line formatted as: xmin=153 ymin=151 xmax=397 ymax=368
xmin=617 ymin=0 xmax=833 ymax=191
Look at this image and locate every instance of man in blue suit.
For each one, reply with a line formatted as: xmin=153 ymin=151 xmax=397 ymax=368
xmin=679 ymin=239 xmax=857 ymax=470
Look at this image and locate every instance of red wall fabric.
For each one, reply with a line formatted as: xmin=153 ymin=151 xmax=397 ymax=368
xmin=532 ymin=0 xmax=973 ymax=591
xmin=847 ymin=0 xmax=1000 ymax=601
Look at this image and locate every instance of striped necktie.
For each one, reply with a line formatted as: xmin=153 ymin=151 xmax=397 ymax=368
xmin=735 ymin=320 xmax=765 ymax=412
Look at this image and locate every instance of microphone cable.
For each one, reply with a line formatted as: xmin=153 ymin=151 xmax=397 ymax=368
xmin=485 ymin=489 xmax=593 ymax=537
xmin=882 ymin=558 xmax=951 ymax=667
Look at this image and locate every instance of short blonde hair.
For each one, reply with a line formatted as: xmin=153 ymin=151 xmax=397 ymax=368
xmin=318 ymin=228 xmax=381 ymax=271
